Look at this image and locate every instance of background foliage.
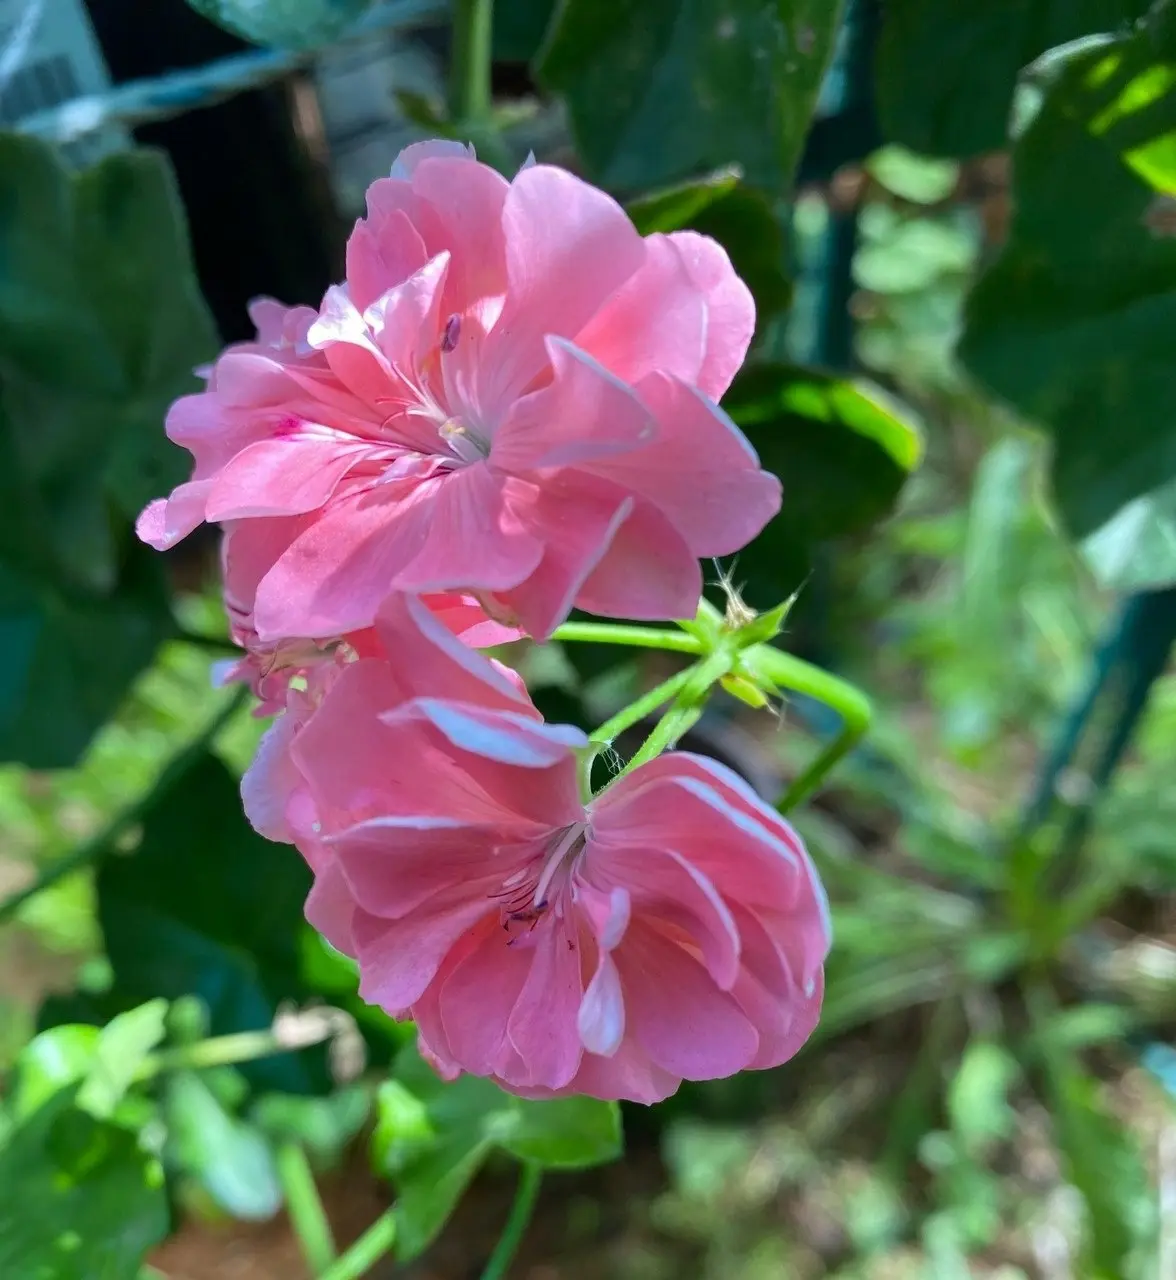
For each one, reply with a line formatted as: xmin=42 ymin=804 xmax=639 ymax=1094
xmin=2 ymin=0 xmax=1176 ymax=1276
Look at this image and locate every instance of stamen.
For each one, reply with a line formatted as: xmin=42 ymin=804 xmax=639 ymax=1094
xmin=533 ymin=824 xmax=586 ymax=909
xmin=441 ymin=314 xmax=462 ymax=353
xmin=439 ymin=419 xmax=489 ymax=463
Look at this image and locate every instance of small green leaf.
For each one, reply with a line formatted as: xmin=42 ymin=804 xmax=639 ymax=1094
xmin=371 ymin=1080 xmax=436 ymax=1176
xmin=251 ymin=1086 xmax=372 ymax=1168
xmin=185 ymin=0 xmax=375 ymax=47
xmin=538 ymin=0 xmax=844 ymax=190
xmin=0 ymin=1088 xmax=168 ymax=1279
xmin=946 ymin=1039 xmax=1018 ymax=1155
xmin=165 ymin=1072 xmax=282 ymax=1221
xmin=10 ymin=1025 xmax=101 ymax=1121
xmin=500 ymin=1096 xmax=622 ymax=1168
xmin=393 ymin=1129 xmax=495 ymax=1261
xmin=77 ymin=999 xmax=168 ymax=1119
xmin=866 ymin=146 xmax=959 ymax=204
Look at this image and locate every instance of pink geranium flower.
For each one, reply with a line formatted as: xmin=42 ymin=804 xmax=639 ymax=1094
xmin=137 ymin=140 xmax=780 ymax=641
xmin=264 ymin=594 xmax=829 ymax=1104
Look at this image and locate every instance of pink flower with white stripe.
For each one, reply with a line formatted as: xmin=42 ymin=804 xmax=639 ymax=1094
xmin=269 ymin=594 xmax=830 ymax=1104
xmin=137 ymin=140 xmax=779 ymax=641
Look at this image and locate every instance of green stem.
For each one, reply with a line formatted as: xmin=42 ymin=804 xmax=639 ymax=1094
xmin=448 ymin=0 xmax=494 ymax=124
xmin=319 ymin=1210 xmax=397 ymax=1280
xmin=590 ymin=666 xmax=696 ymax=745
xmin=277 ymin=1142 xmax=337 ymax=1274
xmin=0 ymin=687 xmax=249 ymax=925
xmin=480 ymin=1163 xmax=542 ymax=1280
xmin=550 ymin=621 xmax=704 ymax=655
xmin=137 ymin=1024 xmax=333 ymax=1080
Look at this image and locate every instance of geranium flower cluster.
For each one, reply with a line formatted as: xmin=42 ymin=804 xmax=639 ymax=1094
xmin=138 ymin=141 xmax=830 ymax=1103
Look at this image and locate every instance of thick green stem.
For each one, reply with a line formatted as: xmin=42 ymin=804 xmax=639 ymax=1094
xmin=0 ymin=687 xmax=249 ymax=925
xmin=590 ymin=666 xmax=696 ymax=745
xmin=480 ymin=1163 xmax=543 ymax=1280
xmin=551 ymin=621 xmax=704 ymax=655
xmin=277 ymin=1142 xmax=337 ymax=1274
xmin=319 ymin=1211 xmax=397 ymax=1280
xmin=746 ymin=647 xmax=872 ymax=812
xmin=448 ymin=0 xmax=494 ymax=124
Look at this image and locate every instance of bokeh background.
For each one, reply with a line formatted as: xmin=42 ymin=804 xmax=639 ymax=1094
xmin=2 ymin=1 xmax=1176 ymax=1277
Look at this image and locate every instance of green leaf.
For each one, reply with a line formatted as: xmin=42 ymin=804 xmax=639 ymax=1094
xmin=97 ymin=753 xmax=317 ymax=1094
xmin=0 ymin=544 xmax=173 ymax=769
xmin=959 ymin=5 xmax=1176 ymax=537
xmin=720 ymin=362 xmax=922 ymax=600
xmin=251 ymin=1086 xmax=372 ymax=1168
xmin=1042 ymin=1054 xmax=1155 ymax=1276
xmin=875 ymin=0 xmax=1152 ymax=158
xmin=627 ymin=175 xmax=792 ymax=329
xmin=946 ymin=1039 xmax=1018 ymax=1155
xmin=77 ymin=1000 xmax=169 ymax=1120
xmin=866 ymin=146 xmax=959 ymax=204
xmin=164 ymin=1072 xmax=282 ymax=1221
xmin=381 ymin=1045 xmax=622 ymax=1260
xmin=538 ymin=0 xmax=845 ymax=190
xmin=1081 ymin=473 xmax=1176 ymax=589
xmin=494 ymin=0 xmax=559 ymax=60
xmin=185 ymin=0 xmax=375 ymax=47
xmin=0 ymin=1088 xmax=168 ymax=1279
xmin=10 ymin=1025 xmax=102 ymax=1122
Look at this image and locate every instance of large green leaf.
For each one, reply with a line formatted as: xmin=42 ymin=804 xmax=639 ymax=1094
xmin=378 ymin=1045 xmax=622 ymax=1260
xmin=1081 ymin=474 xmax=1176 ymax=589
xmin=627 ymin=172 xmax=792 ymax=330
xmin=538 ymin=0 xmax=845 ymax=190
xmin=875 ymin=0 xmax=1152 ymax=158
xmin=720 ymin=362 xmax=922 ymax=600
xmin=959 ymin=2 xmax=1176 ymax=538
xmin=0 ymin=546 xmax=174 ymax=768
xmin=0 ymin=1088 xmax=168 ymax=1279
xmin=97 ymin=753 xmax=317 ymax=1093
xmin=493 ymin=0 xmax=558 ymax=60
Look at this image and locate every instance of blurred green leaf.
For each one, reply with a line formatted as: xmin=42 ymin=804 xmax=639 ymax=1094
xmin=0 ymin=547 xmax=173 ymax=768
xmin=960 ymin=3 xmax=1176 ymax=537
xmin=1082 ymin=474 xmax=1176 ymax=589
xmin=1041 ymin=1052 xmax=1156 ymax=1276
xmin=0 ymin=1087 xmax=167 ymax=1279
xmin=10 ymin=1025 xmax=102 ymax=1122
xmin=538 ymin=0 xmax=844 ymax=190
xmin=946 ymin=1039 xmax=1018 ymax=1155
xmin=382 ymin=1044 xmax=622 ymax=1259
xmin=164 ymin=1072 xmax=282 ymax=1221
xmin=875 ymin=0 xmax=1152 ymax=158
xmin=185 ymin=0 xmax=375 ymax=47
xmin=628 ymin=173 xmax=792 ymax=329
xmin=251 ymin=1086 xmax=372 ymax=1168
xmin=97 ymin=753 xmax=317 ymax=1093
xmin=854 ymin=211 xmax=975 ymax=294
xmin=721 ymin=362 xmax=921 ymax=601
xmin=493 ymin=0 xmax=558 ymax=60
xmin=866 ymin=146 xmax=959 ymax=203
xmin=77 ymin=999 xmax=168 ymax=1120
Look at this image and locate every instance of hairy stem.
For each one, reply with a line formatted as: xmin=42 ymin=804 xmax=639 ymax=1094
xmin=550 ymin=621 xmax=704 ymax=655
xmin=590 ymin=666 xmax=696 ymax=745
xmin=0 ymin=687 xmax=249 ymax=925
xmin=480 ymin=1163 xmax=543 ymax=1280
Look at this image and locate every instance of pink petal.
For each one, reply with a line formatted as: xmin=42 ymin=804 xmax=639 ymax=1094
xmin=505 ymin=917 xmax=585 ymax=1090
xmin=482 ymin=165 xmax=646 ymax=407
xmin=578 ymin=948 xmax=625 ymax=1057
xmin=304 ymin=861 xmax=358 ymax=956
xmin=205 ymin=438 xmax=375 ymax=521
xmin=135 ymin=481 xmax=209 ymax=550
xmin=615 ymin=922 xmax=759 ymax=1080
xmin=559 ymin=1036 xmax=680 ymax=1105
xmin=491 ymin=339 xmax=656 ymax=474
xmin=240 ymin=712 xmax=300 ymax=843
xmin=572 ymin=233 xmax=707 ymax=388
xmin=307 ymin=284 xmax=401 ymax=407
xmin=390 ymin=139 xmax=475 ymax=178
xmin=666 ymin=230 xmax=755 ymax=399
xmin=575 ymin=498 xmax=702 ymax=622
xmin=583 ymin=372 xmax=781 ymax=555
xmin=353 ymin=895 xmax=498 ymax=1014
xmin=346 ymin=205 xmax=429 ymax=313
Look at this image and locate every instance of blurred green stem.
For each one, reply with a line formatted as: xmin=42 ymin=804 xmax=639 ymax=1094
xmin=481 ymin=1162 xmax=543 ymax=1280
xmin=138 ymin=1024 xmax=333 ymax=1079
xmin=448 ymin=0 xmax=513 ymax=172
xmin=0 ymin=687 xmax=249 ymax=925
xmin=277 ymin=1142 xmax=337 ymax=1274
xmin=590 ymin=666 xmax=696 ymax=745
xmin=319 ymin=1210 xmax=397 ymax=1280
xmin=551 ymin=621 xmax=704 ymax=655
xmin=746 ymin=647 xmax=872 ymax=812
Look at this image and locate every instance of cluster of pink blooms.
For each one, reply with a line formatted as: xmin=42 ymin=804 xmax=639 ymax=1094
xmin=138 ymin=141 xmax=831 ymax=1103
